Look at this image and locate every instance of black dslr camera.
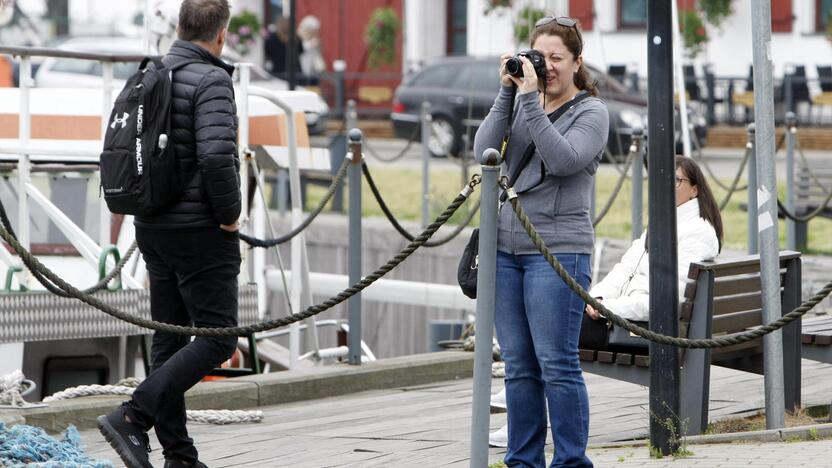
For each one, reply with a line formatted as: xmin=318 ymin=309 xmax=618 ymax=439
xmin=505 ymin=49 xmax=547 ymax=78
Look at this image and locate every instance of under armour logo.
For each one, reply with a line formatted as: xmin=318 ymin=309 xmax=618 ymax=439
xmin=128 ymin=434 xmax=141 ymax=446
xmin=110 ymin=112 xmax=130 ymax=130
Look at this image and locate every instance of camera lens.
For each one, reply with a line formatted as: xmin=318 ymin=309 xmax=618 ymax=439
xmin=505 ymin=57 xmax=524 ymax=77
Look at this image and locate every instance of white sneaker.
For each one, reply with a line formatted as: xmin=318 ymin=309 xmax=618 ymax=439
xmin=490 ymin=387 xmax=506 ymax=413
xmin=489 ymin=423 xmax=508 ymax=448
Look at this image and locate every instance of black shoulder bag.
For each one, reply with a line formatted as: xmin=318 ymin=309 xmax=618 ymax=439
xmin=457 ymin=92 xmax=591 ymax=299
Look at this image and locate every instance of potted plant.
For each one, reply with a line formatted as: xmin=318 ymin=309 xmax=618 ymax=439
xmin=365 ymin=7 xmax=400 ymax=69
xmin=514 ymin=6 xmax=546 ymax=45
xmin=227 ymin=9 xmax=260 ymax=57
xmin=679 ymin=9 xmax=708 ymax=58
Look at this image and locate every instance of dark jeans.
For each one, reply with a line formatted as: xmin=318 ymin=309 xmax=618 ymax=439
xmin=126 ymin=227 xmax=240 ymax=463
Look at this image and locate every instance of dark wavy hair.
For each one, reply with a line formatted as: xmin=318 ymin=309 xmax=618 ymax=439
xmin=529 ymin=18 xmax=598 ymax=97
xmin=676 ymin=155 xmax=724 ymax=252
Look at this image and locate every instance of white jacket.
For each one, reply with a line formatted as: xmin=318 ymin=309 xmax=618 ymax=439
xmin=588 ymin=199 xmax=720 ymax=321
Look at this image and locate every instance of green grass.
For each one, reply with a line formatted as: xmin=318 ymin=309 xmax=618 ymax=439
xmin=303 ymin=166 xmax=832 ymax=254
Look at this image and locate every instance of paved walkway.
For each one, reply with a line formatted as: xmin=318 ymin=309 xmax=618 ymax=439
xmin=587 ymin=440 xmax=832 ymax=467
xmin=77 ymin=359 xmax=832 ymax=467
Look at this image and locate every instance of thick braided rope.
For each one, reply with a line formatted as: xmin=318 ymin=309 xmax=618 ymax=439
xmin=795 ymin=136 xmax=832 ymax=196
xmin=718 ymin=143 xmax=752 ymax=211
xmin=0 ymin=177 xmax=478 ymax=337
xmin=362 ymin=162 xmax=479 ymax=247
xmin=0 ymin=198 xmax=138 ymax=296
xmin=508 ymin=195 xmax=832 ymax=349
xmin=362 ymin=123 xmax=421 ymax=162
xmin=593 ymin=144 xmax=635 ymax=227
xmin=776 ymin=191 xmax=832 ymax=223
xmin=239 ymin=157 xmax=351 ymax=248
xmin=42 ymin=382 xmax=262 ymax=424
xmin=0 ymin=370 xmax=28 ymax=407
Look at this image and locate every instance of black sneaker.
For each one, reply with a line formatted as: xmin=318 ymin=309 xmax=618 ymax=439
xmin=97 ymin=407 xmax=153 ymax=468
xmin=164 ymin=460 xmax=208 ymax=468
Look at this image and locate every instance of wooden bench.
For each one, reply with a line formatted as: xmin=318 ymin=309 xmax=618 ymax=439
xmin=579 ymin=251 xmax=802 ymax=435
xmin=801 ymin=315 xmax=832 ymax=364
xmin=791 ymin=162 xmax=832 ymax=251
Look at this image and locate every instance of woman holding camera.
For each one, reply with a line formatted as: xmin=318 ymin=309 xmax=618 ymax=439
xmin=473 ymin=16 xmax=609 ymax=468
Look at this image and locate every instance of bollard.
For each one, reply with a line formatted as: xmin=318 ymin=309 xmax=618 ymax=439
xmin=705 ymin=66 xmax=716 ymax=126
xmin=631 ymin=124 xmax=644 ymax=240
xmin=785 ymin=112 xmax=797 ymax=251
xmin=421 ymin=102 xmax=432 ymax=227
xmin=747 ymin=123 xmax=758 ymax=254
xmin=469 ymin=148 xmax=501 ymax=468
xmin=333 ymin=60 xmax=346 ymax=120
xmin=347 ymin=128 xmax=363 ymax=365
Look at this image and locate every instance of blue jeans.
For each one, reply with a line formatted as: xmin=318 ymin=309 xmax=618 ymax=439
xmin=495 ymin=251 xmax=593 ymax=468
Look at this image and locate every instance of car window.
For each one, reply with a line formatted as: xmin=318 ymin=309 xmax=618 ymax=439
xmin=454 ymin=62 xmax=500 ymax=92
xmin=410 ymin=64 xmax=457 ymax=87
xmin=50 ymin=59 xmax=96 ymax=76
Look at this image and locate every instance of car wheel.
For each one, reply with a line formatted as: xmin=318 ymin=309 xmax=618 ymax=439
xmin=427 ymin=116 xmax=459 ymax=158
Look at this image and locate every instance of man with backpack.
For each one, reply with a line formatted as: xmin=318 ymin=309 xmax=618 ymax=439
xmin=97 ymin=1 xmax=241 ymax=467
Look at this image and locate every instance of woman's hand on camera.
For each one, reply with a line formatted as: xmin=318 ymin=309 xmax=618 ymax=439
xmin=508 ymin=56 xmax=539 ymax=95
xmin=499 ymin=53 xmax=514 ymax=86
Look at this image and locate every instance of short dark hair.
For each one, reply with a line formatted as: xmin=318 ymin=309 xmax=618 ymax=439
xmin=178 ymin=0 xmax=231 ymax=42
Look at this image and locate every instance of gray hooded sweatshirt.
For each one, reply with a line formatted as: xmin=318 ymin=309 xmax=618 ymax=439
xmin=473 ymin=86 xmax=610 ymax=255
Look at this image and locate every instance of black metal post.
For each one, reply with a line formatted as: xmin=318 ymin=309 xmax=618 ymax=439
xmin=704 ymin=66 xmax=716 ymax=126
xmin=287 ymin=0 xmax=297 ymax=90
xmin=647 ymin=0 xmax=680 ymax=455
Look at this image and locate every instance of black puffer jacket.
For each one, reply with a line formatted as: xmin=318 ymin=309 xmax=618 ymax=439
xmin=134 ymin=40 xmax=241 ymax=229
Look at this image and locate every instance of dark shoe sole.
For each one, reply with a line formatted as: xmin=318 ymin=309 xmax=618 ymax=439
xmin=97 ymin=415 xmax=152 ymax=468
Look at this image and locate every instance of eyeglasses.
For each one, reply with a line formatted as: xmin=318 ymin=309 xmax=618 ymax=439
xmin=675 ymin=176 xmax=691 ymax=187
xmin=534 ymin=16 xmax=583 ymax=55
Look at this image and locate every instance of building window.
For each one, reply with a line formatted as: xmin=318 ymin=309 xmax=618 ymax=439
xmin=447 ymin=0 xmax=467 ymax=55
xmin=618 ymin=0 xmax=646 ymax=29
xmin=818 ymin=0 xmax=832 ymax=32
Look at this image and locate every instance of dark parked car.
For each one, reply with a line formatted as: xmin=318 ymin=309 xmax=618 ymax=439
xmin=391 ymin=56 xmax=707 ymax=158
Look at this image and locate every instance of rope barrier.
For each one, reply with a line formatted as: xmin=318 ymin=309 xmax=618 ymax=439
xmin=718 ymin=144 xmax=752 ymax=211
xmin=0 ymin=175 xmax=480 ymax=337
xmin=362 ymin=162 xmax=479 ymax=247
xmin=239 ymin=157 xmax=350 ymax=248
xmin=795 ymin=135 xmax=832 ymax=196
xmin=362 ymin=123 xmax=421 ymax=162
xmin=0 ymin=201 xmax=138 ymax=296
xmin=506 ymin=188 xmax=832 ymax=349
xmin=776 ymin=192 xmax=832 ymax=223
xmin=593 ymin=144 xmax=636 ymax=227
xmin=40 ymin=377 xmax=264 ymax=425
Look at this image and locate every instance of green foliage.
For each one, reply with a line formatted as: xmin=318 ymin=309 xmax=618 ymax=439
xmin=700 ymin=0 xmax=733 ymax=29
xmin=488 ymin=462 xmax=508 ymax=468
xmin=827 ymin=11 xmax=832 ymax=41
xmin=484 ymin=0 xmax=512 ymax=15
xmin=513 ymin=6 xmax=547 ymax=45
xmin=227 ymin=9 xmax=260 ymax=56
xmin=365 ymin=7 xmax=400 ymax=69
xmin=679 ymin=9 xmax=708 ymax=58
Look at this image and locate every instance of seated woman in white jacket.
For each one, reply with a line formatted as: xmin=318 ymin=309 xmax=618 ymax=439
xmin=585 ymin=155 xmax=723 ymax=322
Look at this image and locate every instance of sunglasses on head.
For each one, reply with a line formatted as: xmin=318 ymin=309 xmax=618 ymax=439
xmin=534 ymin=16 xmax=583 ymax=55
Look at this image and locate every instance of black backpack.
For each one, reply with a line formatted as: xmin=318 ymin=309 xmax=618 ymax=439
xmin=99 ymin=57 xmax=197 ymax=216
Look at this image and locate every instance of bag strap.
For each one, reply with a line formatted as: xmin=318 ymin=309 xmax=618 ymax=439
xmin=500 ymin=92 xmax=592 ymax=203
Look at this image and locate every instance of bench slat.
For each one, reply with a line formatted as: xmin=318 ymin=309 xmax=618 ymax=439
xmin=689 ymin=252 xmax=799 ymax=278
xmin=711 ymin=309 xmax=763 ymax=334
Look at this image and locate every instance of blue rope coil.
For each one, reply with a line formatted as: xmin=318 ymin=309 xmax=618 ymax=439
xmin=0 ymin=422 xmax=113 ymax=467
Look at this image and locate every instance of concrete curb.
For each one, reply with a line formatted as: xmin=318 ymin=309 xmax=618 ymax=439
xmin=0 ymin=351 xmax=473 ymax=433
xmin=589 ymin=422 xmax=832 ymax=449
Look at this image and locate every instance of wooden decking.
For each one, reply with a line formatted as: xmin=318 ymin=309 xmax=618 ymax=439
xmin=78 ymin=359 xmax=832 ymax=467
